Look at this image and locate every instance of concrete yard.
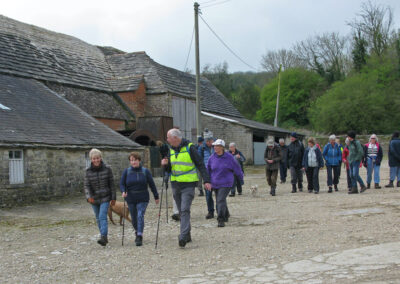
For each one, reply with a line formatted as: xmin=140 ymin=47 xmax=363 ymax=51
xmin=1 ymin=164 xmax=400 ymax=283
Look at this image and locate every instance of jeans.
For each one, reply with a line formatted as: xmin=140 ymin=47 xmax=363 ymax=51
xmin=390 ymin=166 xmax=400 ymax=182
xmin=127 ymin=202 xmax=148 ymax=236
xmin=279 ymin=162 xmax=287 ymax=182
xmin=230 ymin=176 xmax=242 ymax=195
xmin=366 ymin=157 xmax=380 ymax=184
xmin=172 ymin=185 xmax=195 ymax=241
xmin=306 ymin=167 xmax=320 ymax=192
xmin=206 ymin=189 xmax=215 ymax=213
xmin=326 ymin=165 xmax=339 ymax=186
xmin=350 ymin=161 xmax=365 ymax=189
xmin=346 ymin=168 xmax=363 ymax=188
xmin=91 ymin=201 xmax=110 ymax=236
xmin=215 ymin=187 xmax=231 ymax=221
xmin=290 ymin=166 xmax=303 ymax=187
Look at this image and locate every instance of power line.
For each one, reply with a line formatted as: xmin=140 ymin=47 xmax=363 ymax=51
xmin=199 ymin=14 xmax=259 ymax=71
xmin=183 ymin=26 xmax=195 ymax=71
xmin=202 ymin=0 xmax=231 ymax=8
xmin=198 ymin=0 xmax=218 ymax=5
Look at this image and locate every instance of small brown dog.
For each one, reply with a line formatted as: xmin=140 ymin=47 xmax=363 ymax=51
xmin=108 ymin=201 xmax=131 ymax=225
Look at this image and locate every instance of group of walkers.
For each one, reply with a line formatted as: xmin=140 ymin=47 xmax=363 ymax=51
xmin=83 ymin=128 xmax=400 ymax=248
xmin=265 ymin=131 xmax=400 ymax=196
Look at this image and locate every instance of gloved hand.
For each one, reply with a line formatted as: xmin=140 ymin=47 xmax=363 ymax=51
xmin=87 ymin=197 xmax=94 ymax=204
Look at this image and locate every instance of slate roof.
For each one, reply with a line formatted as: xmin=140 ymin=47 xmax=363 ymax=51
xmin=44 ymin=82 xmax=134 ymax=121
xmin=0 ymin=15 xmax=112 ymax=91
xmin=106 ymin=52 xmax=243 ymax=117
xmin=0 ymin=74 xmax=141 ymax=148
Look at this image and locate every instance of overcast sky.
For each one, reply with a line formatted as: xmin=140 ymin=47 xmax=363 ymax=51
xmin=2 ymin=0 xmax=400 ymax=73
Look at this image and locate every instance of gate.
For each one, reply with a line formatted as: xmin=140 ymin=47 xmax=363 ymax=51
xmin=253 ymin=142 xmax=266 ymax=165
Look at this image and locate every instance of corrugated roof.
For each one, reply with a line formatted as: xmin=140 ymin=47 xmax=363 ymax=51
xmin=0 ymin=74 xmax=140 ymax=147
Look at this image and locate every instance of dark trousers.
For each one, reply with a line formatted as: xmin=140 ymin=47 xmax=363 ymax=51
xmin=172 ymin=185 xmax=195 ymax=241
xmin=230 ymin=176 xmax=242 ymax=194
xmin=266 ymin=169 xmax=278 ymax=187
xmin=346 ymin=168 xmax=352 ymax=189
xmin=290 ymin=166 xmax=303 ymax=187
xmin=306 ymin=167 xmax=320 ymax=192
xmin=326 ymin=165 xmax=340 ymax=186
xmin=215 ymin=187 xmax=231 ymax=221
xmin=205 ymin=189 xmax=215 ymax=213
xmin=279 ymin=162 xmax=287 ymax=182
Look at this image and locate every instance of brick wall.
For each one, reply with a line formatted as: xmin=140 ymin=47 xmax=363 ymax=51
xmin=0 ymin=147 xmax=147 ymax=208
xmin=95 ymin=118 xmax=126 ymax=131
xmin=201 ymin=114 xmax=254 ymax=164
xmin=118 ymin=81 xmax=146 ymax=118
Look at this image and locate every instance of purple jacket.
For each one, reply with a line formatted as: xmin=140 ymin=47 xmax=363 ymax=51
xmin=207 ymin=151 xmax=244 ymax=189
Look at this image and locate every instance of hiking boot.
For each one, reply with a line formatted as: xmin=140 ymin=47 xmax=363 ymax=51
xmin=224 ymin=210 xmax=230 ymax=222
xmin=198 ymin=190 xmax=204 ymax=196
xmin=218 ymin=220 xmax=225 ymax=227
xmin=375 ymin=183 xmax=381 ymax=189
xmin=348 ymin=187 xmax=359 ymax=194
xmin=367 ymin=183 xmax=371 ymax=189
xmin=291 ymin=184 xmax=297 ymax=193
xmin=270 ymin=187 xmax=276 ymax=196
xmin=97 ymin=235 xmax=108 ymax=246
xmin=308 ymin=189 xmax=313 ymax=193
xmin=205 ymin=212 xmax=214 ymax=219
xmin=328 ymin=187 xmax=333 ymax=193
xmin=385 ymin=181 xmax=394 ymax=188
xmin=185 ymin=233 xmax=192 ymax=243
xmin=314 ymin=191 xmax=319 ymax=194
xmin=360 ymin=185 xmax=367 ymax=193
xmin=229 ymin=193 xmax=235 ymax=197
xmin=334 ymin=184 xmax=338 ymax=192
xmin=171 ymin=214 xmax=180 ymax=221
xmin=178 ymin=237 xmax=187 ymax=248
xmin=298 ymin=183 xmax=303 ymax=192
xmin=135 ymin=235 xmax=143 ymax=247
xmin=238 ymin=191 xmax=242 ymax=195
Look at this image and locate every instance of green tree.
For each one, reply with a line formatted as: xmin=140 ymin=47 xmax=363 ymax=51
xmin=256 ymin=68 xmax=326 ymax=128
xmin=230 ymin=83 xmax=261 ymax=120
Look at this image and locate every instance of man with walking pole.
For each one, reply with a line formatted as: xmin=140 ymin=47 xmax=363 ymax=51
xmin=161 ymin=128 xmax=211 ymax=248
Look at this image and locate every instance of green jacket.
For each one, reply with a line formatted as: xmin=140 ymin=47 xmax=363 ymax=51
xmin=348 ymin=140 xmax=364 ymax=163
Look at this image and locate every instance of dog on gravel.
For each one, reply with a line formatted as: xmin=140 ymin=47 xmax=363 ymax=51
xmin=250 ymin=184 xmax=258 ymax=196
xmin=108 ymin=201 xmax=131 ymax=225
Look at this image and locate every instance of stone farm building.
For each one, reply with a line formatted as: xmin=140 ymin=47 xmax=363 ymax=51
xmin=0 ymin=15 xmax=298 ymax=205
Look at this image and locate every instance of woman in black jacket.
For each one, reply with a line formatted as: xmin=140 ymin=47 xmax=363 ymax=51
xmin=84 ymin=149 xmax=116 ymax=246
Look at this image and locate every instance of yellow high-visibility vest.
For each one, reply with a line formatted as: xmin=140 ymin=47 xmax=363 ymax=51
xmin=170 ymin=143 xmax=199 ymax=182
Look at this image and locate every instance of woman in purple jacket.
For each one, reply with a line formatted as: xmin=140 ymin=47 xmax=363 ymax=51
xmin=207 ymin=139 xmax=243 ymax=227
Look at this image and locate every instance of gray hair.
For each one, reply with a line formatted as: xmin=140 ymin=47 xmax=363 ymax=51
xmin=369 ymin=134 xmax=378 ymax=142
xmin=345 ymin=138 xmax=350 ymax=145
xmin=329 ymin=134 xmax=336 ymax=141
xmin=279 ymin=138 xmax=285 ymax=143
xmin=229 ymin=142 xmax=236 ymax=148
xmin=168 ymin=128 xmax=182 ymax=139
xmin=89 ymin=148 xmax=102 ymax=159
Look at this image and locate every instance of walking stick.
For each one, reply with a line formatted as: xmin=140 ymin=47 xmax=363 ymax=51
xmin=165 ymin=174 xmax=169 ymax=223
xmin=122 ymin=200 xmax=126 ymax=246
xmin=155 ymin=175 xmax=165 ymax=249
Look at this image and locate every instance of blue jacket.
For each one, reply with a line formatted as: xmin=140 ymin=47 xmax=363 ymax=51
xmin=323 ymin=143 xmax=342 ymax=166
xmin=120 ymin=166 xmax=159 ymax=204
xmin=302 ymin=146 xmax=324 ymax=169
xmin=198 ymin=144 xmax=214 ymax=167
xmin=389 ymin=138 xmax=400 ymax=167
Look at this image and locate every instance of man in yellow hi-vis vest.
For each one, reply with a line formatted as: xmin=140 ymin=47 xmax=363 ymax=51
xmin=162 ymin=128 xmax=211 ymax=248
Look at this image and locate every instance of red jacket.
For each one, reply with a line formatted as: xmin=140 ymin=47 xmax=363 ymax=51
xmin=343 ymin=146 xmax=362 ymax=170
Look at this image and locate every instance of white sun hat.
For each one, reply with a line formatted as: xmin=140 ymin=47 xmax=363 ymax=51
xmin=212 ymin=139 xmax=225 ymax=147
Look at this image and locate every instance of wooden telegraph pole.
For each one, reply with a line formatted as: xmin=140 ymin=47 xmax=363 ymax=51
xmin=274 ymin=64 xmax=282 ymax=127
xmin=194 ymin=2 xmax=202 ymax=138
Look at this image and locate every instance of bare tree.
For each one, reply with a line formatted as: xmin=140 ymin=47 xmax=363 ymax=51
xmin=348 ymin=1 xmax=394 ymax=57
xmin=260 ymin=49 xmax=305 ymax=73
xmin=293 ymin=32 xmax=350 ymax=82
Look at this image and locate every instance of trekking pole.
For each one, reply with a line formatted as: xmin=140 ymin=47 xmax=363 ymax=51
xmin=122 ymin=200 xmax=126 ymax=246
xmin=165 ymin=175 xmax=169 ymax=223
xmin=155 ymin=175 xmax=165 ymax=249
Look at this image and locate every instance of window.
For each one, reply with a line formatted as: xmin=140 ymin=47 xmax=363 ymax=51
xmin=9 ymin=150 xmax=24 ymax=184
xmin=85 ymin=152 xmax=91 ymax=169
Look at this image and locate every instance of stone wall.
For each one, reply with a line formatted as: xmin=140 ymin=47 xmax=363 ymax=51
xmin=201 ymin=114 xmax=253 ymax=164
xmin=0 ymin=147 xmax=147 ymax=208
xmin=145 ymin=93 xmax=171 ymax=117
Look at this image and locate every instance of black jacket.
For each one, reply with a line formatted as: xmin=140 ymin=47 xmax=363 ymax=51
xmin=264 ymin=145 xmax=282 ymax=170
xmin=279 ymin=144 xmax=288 ymax=164
xmin=166 ymin=139 xmax=211 ymax=188
xmin=84 ymin=162 xmax=116 ymax=204
xmin=389 ymin=138 xmax=400 ymax=167
xmin=287 ymin=140 xmax=305 ymax=168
